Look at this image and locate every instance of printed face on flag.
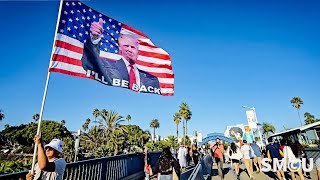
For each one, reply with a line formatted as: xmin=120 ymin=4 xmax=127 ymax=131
xmin=118 ymin=34 xmax=139 ymax=64
xmin=50 ymin=1 xmax=174 ymax=96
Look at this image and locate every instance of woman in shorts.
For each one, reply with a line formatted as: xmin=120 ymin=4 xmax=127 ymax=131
xmin=283 ymin=140 xmax=305 ymax=180
xmin=229 ymin=142 xmax=243 ymax=180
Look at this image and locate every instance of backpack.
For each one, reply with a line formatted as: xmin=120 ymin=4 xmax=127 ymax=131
xmin=158 ymin=155 xmax=173 ymax=173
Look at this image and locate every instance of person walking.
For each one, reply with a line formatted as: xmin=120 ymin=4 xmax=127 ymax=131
xmin=144 ymin=147 xmax=153 ymax=180
xmin=240 ymin=140 xmax=255 ymax=179
xmin=155 ymin=147 xmax=181 ymax=180
xmin=229 ymin=142 xmax=243 ymax=180
xmin=186 ymin=146 xmax=192 ymax=166
xmin=266 ymin=139 xmax=285 ymax=180
xmin=170 ymin=146 xmax=177 ymax=159
xmin=251 ymin=141 xmax=262 ymax=173
xmin=192 ymin=144 xmax=200 ymax=165
xmin=211 ymin=138 xmax=225 ymax=179
xmin=177 ymin=145 xmax=187 ymax=170
xmin=283 ymin=140 xmax=305 ymax=180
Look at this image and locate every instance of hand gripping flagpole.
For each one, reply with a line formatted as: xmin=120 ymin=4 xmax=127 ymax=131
xmin=31 ymin=0 xmax=64 ymax=173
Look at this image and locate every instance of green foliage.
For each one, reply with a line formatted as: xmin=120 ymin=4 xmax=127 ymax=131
xmin=150 ymin=119 xmax=160 ymax=142
xmin=0 ymin=120 xmax=74 ymax=174
xmin=93 ymin=145 xmax=112 ymax=157
xmin=166 ymin=136 xmax=179 ymax=149
xmin=179 ymin=102 xmax=192 ymax=145
xmin=1 ymin=120 xmax=72 ymax=147
xmin=0 ymin=155 xmax=33 ymax=174
xmin=304 ymin=112 xmax=320 ymax=125
xmin=80 ymin=109 xmax=150 ymax=158
xmin=290 ymin=97 xmax=303 ymax=110
xmin=0 ymin=109 xmax=5 ymax=121
xmin=181 ymin=136 xmax=191 ymax=146
xmin=32 ymin=114 xmax=39 ymax=122
xmin=262 ymin=122 xmax=275 ymax=140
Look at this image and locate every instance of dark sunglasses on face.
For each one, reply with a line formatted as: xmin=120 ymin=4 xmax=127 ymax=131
xmin=45 ymin=147 xmax=54 ymax=151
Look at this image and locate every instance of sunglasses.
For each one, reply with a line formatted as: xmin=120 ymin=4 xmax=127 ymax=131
xmin=45 ymin=147 xmax=54 ymax=151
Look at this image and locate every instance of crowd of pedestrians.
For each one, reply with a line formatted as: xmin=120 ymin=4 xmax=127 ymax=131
xmin=200 ymin=137 xmax=315 ymax=180
xmin=144 ymin=144 xmax=203 ymax=180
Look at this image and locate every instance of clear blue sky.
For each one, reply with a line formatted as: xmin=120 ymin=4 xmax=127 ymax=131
xmin=1 ymin=0 xmax=320 ymax=138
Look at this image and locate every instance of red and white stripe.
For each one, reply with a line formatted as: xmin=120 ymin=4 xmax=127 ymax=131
xmin=49 ymin=26 xmax=174 ymax=96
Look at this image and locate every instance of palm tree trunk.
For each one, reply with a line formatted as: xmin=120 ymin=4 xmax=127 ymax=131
xmin=182 ymin=119 xmax=185 ymax=146
xmin=153 ymin=127 xmax=156 ymax=142
xmin=186 ymin=120 xmax=188 ymax=137
xmin=297 ymin=109 xmax=303 ymax=126
xmin=176 ymin=124 xmax=179 ymax=139
xmin=265 ymin=133 xmax=269 ymax=145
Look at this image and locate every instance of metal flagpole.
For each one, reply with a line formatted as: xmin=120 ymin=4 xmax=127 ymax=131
xmin=31 ymin=0 xmax=64 ymax=173
xmin=253 ymin=107 xmax=264 ymax=147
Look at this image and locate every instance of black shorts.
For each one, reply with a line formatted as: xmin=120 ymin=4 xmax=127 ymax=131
xmin=215 ymin=157 xmax=223 ymax=162
xmin=231 ymin=159 xmax=240 ymax=163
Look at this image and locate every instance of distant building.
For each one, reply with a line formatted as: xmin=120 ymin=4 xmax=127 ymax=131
xmin=151 ymin=134 xmax=161 ymax=142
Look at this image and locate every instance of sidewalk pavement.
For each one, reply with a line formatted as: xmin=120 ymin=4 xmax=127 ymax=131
xmin=210 ymin=162 xmax=318 ymax=180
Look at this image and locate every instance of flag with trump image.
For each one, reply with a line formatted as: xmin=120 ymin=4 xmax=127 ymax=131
xmin=50 ymin=1 xmax=174 ymax=96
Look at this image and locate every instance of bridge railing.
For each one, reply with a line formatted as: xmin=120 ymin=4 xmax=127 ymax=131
xmin=305 ymin=148 xmax=320 ymax=160
xmin=0 ymin=152 xmax=161 ymax=180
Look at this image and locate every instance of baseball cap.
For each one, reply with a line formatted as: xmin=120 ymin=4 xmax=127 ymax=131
xmin=44 ymin=139 xmax=63 ymax=153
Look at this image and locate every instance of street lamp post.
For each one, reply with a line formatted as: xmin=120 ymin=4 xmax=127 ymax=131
xmin=242 ymin=106 xmax=264 ymax=147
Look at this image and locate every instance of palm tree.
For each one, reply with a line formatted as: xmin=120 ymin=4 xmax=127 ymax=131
xmin=32 ymin=114 xmax=40 ymax=122
xmin=93 ymin=108 xmax=100 ymax=123
xmin=304 ymin=112 xmax=318 ymax=125
xmin=82 ymin=118 xmax=91 ymax=131
xmin=290 ymin=97 xmax=304 ymax=126
xmin=262 ymin=122 xmax=275 ymax=144
xmin=99 ymin=109 xmax=125 ymax=137
xmin=61 ymin=120 xmax=66 ymax=126
xmin=126 ymin=115 xmax=131 ymax=125
xmin=179 ymin=102 xmax=192 ymax=145
xmin=150 ymin=119 xmax=160 ymax=142
xmin=0 ymin=109 xmax=4 ymax=121
xmin=173 ymin=112 xmax=181 ymax=139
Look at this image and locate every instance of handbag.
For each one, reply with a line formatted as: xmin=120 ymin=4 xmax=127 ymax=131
xmin=172 ymin=167 xmax=179 ymax=180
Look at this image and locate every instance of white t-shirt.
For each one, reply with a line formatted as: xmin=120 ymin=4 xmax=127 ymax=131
xmin=283 ymin=146 xmax=301 ymax=163
xmin=33 ymin=158 xmax=66 ymax=180
xmin=240 ymin=145 xmax=255 ymax=159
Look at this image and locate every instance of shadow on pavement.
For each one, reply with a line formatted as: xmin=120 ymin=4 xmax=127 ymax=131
xmin=210 ymin=168 xmax=230 ymax=177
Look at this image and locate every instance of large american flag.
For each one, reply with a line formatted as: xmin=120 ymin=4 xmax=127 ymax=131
xmin=49 ymin=1 xmax=174 ymax=96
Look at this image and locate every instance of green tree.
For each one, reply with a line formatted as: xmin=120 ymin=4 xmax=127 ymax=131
xmin=290 ymin=97 xmax=304 ymax=126
xmin=173 ymin=112 xmax=181 ymax=139
xmin=166 ymin=135 xmax=178 ymax=149
xmin=0 ymin=109 xmax=4 ymax=121
xmin=179 ymin=102 xmax=192 ymax=145
xmin=92 ymin=108 xmax=100 ymax=122
xmin=98 ymin=109 xmax=125 ymax=137
xmin=262 ymin=122 xmax=275 ymax=142
xmin=304 ymin=112 xmax=319 ymax=125
xmin=60 ymin=120 xmax=66 ymax=126
xmin=4 ymin=124 xmax=9 ymax=129
xmin=150 ymin=119 xmax=160 ymax=142
xmin=126 ymin=115 xmax=131 ymax=125
xmin=82 ymin=118 xmax=91 ymax=132
xmin=81 ymin=125 xmax=103 ymax=155
xmin=181 ymin=135 xmax=191 ymax=146
xmin=32 ymin=114 xmax=39 ymax=122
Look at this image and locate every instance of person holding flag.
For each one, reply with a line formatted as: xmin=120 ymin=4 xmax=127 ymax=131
xmin=26 ymin=135 xmax=66 ymax=180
